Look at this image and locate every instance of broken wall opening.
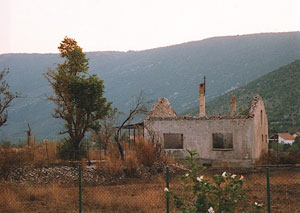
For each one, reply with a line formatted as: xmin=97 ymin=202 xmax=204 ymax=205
xmin=163 ymin=133 xmax=183 ymax=149
xmin=212 ymin=133 xmax=233 ymax=150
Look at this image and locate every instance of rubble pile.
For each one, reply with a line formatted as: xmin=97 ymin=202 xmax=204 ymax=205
xmin=2 ymin=162 xmax=180 ymax=185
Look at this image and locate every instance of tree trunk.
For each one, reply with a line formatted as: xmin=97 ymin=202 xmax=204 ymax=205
xmin=116 ymin=140 xmax=125 ymax=160
xmin=72 ymin=138 xmax=82 ymax=160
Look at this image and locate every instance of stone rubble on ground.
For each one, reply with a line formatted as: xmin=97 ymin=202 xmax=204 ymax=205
xmin=1 ymin=162 xmax=179 ymax=185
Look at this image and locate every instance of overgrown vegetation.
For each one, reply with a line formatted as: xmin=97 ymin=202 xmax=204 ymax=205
xmin=0 ymin=140 xmax=59 ymax=179
xmin=268 ymin=136 xmax=300 ymax=164
xmin=171 ymin=150 xmax=263 ymax=213
xmin=1 ymin=142 xmax=299 ymax=212
xmin=0 ymin=137 xmax=173 ymax=179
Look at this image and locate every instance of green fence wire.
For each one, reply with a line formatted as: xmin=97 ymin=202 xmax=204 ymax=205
xmin=0 ymin=164 xmax=299 ymax=212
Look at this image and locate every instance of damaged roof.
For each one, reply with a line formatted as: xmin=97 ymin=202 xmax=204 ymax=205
xmin=146 ymin=97 xmax=177 ymax=119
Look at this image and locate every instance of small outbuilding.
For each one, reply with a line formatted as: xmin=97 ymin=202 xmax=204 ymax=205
xmin=278 ymin=133 xmax=295 ymax=144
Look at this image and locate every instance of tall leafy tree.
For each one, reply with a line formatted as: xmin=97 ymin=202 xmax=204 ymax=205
xmin=45 ymin=37 xmax=111 ymax=159
xmin=0 ymin=69 xmax=19 ymax=127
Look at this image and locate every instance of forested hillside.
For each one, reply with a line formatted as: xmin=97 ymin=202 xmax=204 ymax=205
xmin=188 ymin=59 xmax=300 ymax=133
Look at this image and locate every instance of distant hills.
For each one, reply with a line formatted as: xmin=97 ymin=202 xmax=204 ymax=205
xmin=0 ymin=32 xmax=300 ymax=141
xmin=187 ymin=59 xmax=300 ymax=133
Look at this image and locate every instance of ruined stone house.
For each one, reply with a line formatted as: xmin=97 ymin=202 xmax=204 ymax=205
xmin=143 ymin=80 xmax=269 ymax=167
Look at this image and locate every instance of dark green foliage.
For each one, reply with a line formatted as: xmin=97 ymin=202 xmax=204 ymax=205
xmin=271 ymin=143 xmax=291 ymax=152
xmin=45 ymin=37 xmax=111 ymax=160
xmin=287 ymin=136 xmax=300 ymax=155
xmin=268 ymin=136 xmax=300 ymax=164
xmin=57 ymin=139 xmax=87 ymax=160
xmin=293 ymin=136 xmax=300 ymax=148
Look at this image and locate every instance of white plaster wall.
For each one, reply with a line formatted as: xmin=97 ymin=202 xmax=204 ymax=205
xmin=144 ymin=118 xmax=254 ymax=164
xmin=251 ymin=99 xmax=269 ymax=160
xmin=278 ymin=137 xmax=294 ymax=144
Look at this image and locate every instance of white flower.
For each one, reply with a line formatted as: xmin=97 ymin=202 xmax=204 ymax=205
xmin=197 ymin=175 xmax=204 ymax=182
xmin=254 ymin=202 xmax=263 ymax=207
xmin=240 ymin=175 xmax=244 ymax=180
xmin=185 ymin=173 xmax=189 ymax=177
xmin=222 ymin=171 xmax=226 ymax=177
xmin=164 ymin=187 xmax=169 ymax=192
xmin=208 ymin=207 xmax=215 ymax=213
xmin=231 ymin=174 xmax=237 ymax=179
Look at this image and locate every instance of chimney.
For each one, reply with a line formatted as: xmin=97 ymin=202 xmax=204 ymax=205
xmin=230 ymin=94 xmax=236 ymax=116
xmin=199 ymin=77 xmax=206 ymax=117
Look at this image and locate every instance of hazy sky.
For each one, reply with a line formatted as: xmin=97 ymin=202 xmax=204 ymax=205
xmin=1 ymin=0 xmax=299 ymax=54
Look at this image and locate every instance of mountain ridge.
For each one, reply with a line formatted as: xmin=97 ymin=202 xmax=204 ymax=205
xmin=2 ymin=31 xmax=298 ymax=55
xmin=1 ymin=32 xmax=300 ymax=141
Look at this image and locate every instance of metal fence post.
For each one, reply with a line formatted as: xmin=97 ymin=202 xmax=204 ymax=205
xmin=166 ymin=166 xmax=169 ymax=213
xmin=79 ymin=165 xmax=82 ymax=213
xmin=266 ymin=167 xmax=271 ymax=213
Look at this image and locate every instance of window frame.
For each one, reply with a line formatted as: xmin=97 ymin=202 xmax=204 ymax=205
xmin=212 ymin=132 xmax=234 ymax=151
xmin=163 ymin=133 xmax=184 ymax=150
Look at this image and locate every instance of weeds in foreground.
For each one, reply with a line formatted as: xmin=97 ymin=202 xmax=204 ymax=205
xmin=99 ymin=139 xmax=172 ymax=176
xmin=0 ymin=141 xmax=60 ymax=177
xmin=0 ymin=182 xmax=165 ymax=213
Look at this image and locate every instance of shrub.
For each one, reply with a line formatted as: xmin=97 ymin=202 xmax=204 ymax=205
xmin=0 ymin=148 xmax=24 ymax=179
xmin=135 ymin=139 xmax=157 ymax=167
xmin=101 ymin=155 xmax=123 ymax=176
xmin=58 ymin=139 xmax=87 ymax=160
xmin=124 ymin=153 xmax=139 ymax=175
xmin=171 ymin=149 xmax=263 ymax=213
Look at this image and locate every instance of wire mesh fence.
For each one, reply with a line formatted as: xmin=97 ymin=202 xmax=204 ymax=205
xmin=0 ymin=164 xmax=299 ymax=212
xmin=168 ymin=166 xmax=300 ymax=213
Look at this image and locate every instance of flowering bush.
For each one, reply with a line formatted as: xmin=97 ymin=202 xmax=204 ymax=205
xmin=171 ymin=149 xmax=263 ymax=213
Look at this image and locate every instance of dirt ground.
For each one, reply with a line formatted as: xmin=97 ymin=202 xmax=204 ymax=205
xmin=0 ymin=167 xmax=299 ymax=212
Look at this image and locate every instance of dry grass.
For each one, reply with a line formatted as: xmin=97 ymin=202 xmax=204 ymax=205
xmin=0 ymin=180 xmax=166 ymax=213
xmin=124 ymin=153 xmax=139 ymax=174
xmin=0 ymin=140 xmax=60 ymax=169
xmin=87 ymin=150 xmax=104 ymax=161
xmin=244 ymin=169 xmax=300 ymax=212
xmin=134 ymin=139 xmax=157 ymax=167
xmin=1 ymin=140 xmax=298 ymax=212
xmin=171 ymin=168 xmax=300 ymax=213
xmin=1 ymin=139 xmax=168 ymax=180
xmin=97 ymin=139 xmax=164 ymax=176
xmin=0 ymin=169 xmax=299 ymax=212
xmin=83 ymin=183 xmax=166 ymax=212
xmin=101 ymin=155 xmax=123 ymax=175
xmin=0 ymin=170 xmax=300 ymax=212
xmin=0 ymin=182 xmax=78 ymax=212
xmin=26 ymin=140 xmax=60 ymax=165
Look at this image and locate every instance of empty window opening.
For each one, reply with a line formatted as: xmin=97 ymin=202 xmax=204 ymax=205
xmin=163 ymin=133 xmax=183 ymax=149
xmin=212 ymin=133 xmax=233 ymax=150
xmin=260 ymin=110 xmax=263 ymax=125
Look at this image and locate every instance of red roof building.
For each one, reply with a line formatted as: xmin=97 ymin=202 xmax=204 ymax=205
xmin=278 ymin=133 xmax=295 ymax=144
